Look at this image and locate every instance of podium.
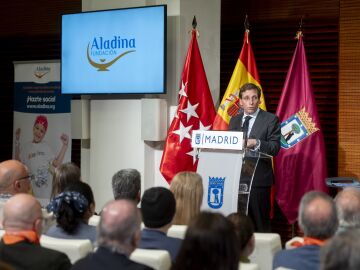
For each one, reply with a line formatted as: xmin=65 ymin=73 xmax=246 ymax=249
xmin=192 ymin=130 xmax=272 ymax=216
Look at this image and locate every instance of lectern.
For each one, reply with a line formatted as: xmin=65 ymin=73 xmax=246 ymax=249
xmin=192 ymin=130 xmax=272 ymax=216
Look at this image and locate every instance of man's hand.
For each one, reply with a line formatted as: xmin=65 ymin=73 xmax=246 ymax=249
xmin=247 ymin=139 xmax=257 ymax=148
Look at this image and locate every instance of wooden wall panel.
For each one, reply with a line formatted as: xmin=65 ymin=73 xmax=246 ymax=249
xmin=339 ymin=0 xmax=360 ymax=178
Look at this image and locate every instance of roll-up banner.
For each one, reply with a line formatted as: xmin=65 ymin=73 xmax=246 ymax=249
xmin=13 ymin=60 xmax=71 ymax=206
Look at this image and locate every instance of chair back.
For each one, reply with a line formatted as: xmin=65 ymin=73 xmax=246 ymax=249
xmin=40 ymin=235 xmax=93 ymax=263
xmin=130 ymin=248 xmax=171 ymax=270
xmin=239 ymin=262 xmax=260 ymax=270
xmin=167 ymin=225 xmax=187 ymax=239
xmin=88 ymin=214 xmax=100 ymax=227
xmin=249 ymin=233 xmax=281 ymax=270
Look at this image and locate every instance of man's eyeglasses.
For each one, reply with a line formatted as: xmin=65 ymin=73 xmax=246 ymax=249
xmin=16 ymin=174 xmax=35 ymax=182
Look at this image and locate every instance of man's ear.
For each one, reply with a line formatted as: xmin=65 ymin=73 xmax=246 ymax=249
xmin=13 ymin=180 xmax=21 ymax=192
xmin=34 ymin=218 xmax=43 ymax=237
xmin=132 ymin=229 xmax=141 ymax=248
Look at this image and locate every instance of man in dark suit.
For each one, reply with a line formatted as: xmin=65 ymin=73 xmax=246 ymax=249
xmin=0 ymin=193 xmax=71 ymax=270
xmin=139 ymin=187 xmax=182 ymax=262
xmin=72 ymin=199 xmax=152 ymax=270
xmin=229 ymin=83 xmax=280 ymax=232
xmin=273 ymin=191 xmax=338 ymax=270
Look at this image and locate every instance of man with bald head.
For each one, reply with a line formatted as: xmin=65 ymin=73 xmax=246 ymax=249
xmin=273 ymin=191 xmax=338 ymax=270
xmin=0 ymin=160 xmax=31 ymax=199
xmin=72 ymin=199 xmax=152 ymax=270
xmin=0 ymin=194 xmax=71 ymax=269
xmin=334 ymin=187 xmax=360 ymax=232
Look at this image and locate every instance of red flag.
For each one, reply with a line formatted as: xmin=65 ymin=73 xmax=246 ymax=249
xmin=274 ymin=33 xmax=328 ymax=224
xmin=212 ymin=30 xmax=266 ymax=131
xmin=160 ymin=29 xmax=216 ymax=183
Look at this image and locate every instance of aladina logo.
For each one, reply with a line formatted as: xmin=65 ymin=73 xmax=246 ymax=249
xmin=34 ymin=66 xmax=50 ymax=79
xmin=87 ymin=36 xmax=136 ymax=71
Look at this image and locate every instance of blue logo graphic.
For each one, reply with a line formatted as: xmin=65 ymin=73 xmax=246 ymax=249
xmin=195 ymin=133 xmax=201 ymax=144
xmin=207 ymin=177 xmax=225 ymax=209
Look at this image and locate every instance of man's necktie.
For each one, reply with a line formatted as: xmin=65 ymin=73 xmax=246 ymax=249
xmin=242 ymin=116 xmax=252 ymax=136
xmin=242 ymin=116 xmax=252 ymax=148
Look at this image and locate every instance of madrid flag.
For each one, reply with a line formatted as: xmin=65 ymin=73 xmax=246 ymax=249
xmin=274 ymin=34 xmax=328 ymax=224
xmin=213 ymin=30 xmax=266 ymax=130
xmin=160 ymin=29 xmax=216 ymax=183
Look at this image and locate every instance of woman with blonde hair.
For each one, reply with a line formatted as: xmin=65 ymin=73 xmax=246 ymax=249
xmin=170 ymin=171 xmax=203 ymax=225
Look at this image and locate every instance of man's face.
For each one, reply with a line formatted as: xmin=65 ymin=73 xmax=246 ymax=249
xmin=33 ymin=123 xmax=46 ymax=143
xmin=240 ymin=89 xmax=261 ymax=115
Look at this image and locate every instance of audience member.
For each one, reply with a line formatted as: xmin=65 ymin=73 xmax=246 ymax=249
xmin=273 ymin=191 xmax=338 ymax=270
xmin=140 ymin=187 xmax=182 ymax=262
xmin=227 ymin=213 xmax=255 ymax=263
xmin=320 ymin=228 xmax=360 ymax=270
xmin=46 ymin=181 xmax=96 ymax=244
xmin=112 ymin=169 xmax=141 ymax=203
xmin=51 ymin=162 xmax=81 ymax=199
xmin=172 ymin=211 xmax=240 ymax=270
xmin=72 ymin=199 xmax=152 ymax=270
xmin=170 ymin=171 xmax=203 ymax=225
xmin=0 ymin=160 xmax=31 ymax=200
xmin=334 ymin=187 xmax=360 ymax=232
xmin=0 ymin=194 xmax=71 ymax=269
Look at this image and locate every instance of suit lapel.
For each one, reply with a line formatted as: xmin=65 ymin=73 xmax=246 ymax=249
xmin=249 ymin=109 xmax=264 ymax=138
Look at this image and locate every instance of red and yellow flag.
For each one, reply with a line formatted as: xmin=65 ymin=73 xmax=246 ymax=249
xmin=213 ymin=30 xmax=266 ymax=130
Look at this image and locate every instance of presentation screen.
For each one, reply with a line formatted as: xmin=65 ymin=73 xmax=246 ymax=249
xmin=61 ymin=5 xmax=167 ymax=94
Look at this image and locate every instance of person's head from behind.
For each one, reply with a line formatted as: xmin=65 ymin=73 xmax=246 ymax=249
xmin=51 ymin=162 xmax=81 ymax=199
xmin=112 ymin=169 xmax=141 ymax=203
xmin=227 ymin=213 xmax=255 ymax=259
xmin=47 ymin=181 xmax=95 ymax=234
xmin=239 ymin=83 xmax=262 ymax=115
xmin=98 ymin=199 xmax=141 ymax=256
xmin=3 ymin=194 xmax=43 ymax=237
xmin=141 ymin=187 xmax=176 ymax=231
xmin=173 ymin=211 xmax=239 ymax=270
xmin=334 ymin=187 xmax=360 ymax=229
xmin=0 ymin=160 xmax=31 ymax=195
xmin=170 ymin=171 xmax=203 ymax=225
xmin=299 ymin=191 xmax=338 ymax=240
xmin=33 ymin=115 xmax=48 ymax=143
xmin=320 ymin=228 xmax=360 ymax=270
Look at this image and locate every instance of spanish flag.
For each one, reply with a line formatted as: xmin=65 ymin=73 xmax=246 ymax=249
xmin=213 ymin=30 xmax=266 ymax=130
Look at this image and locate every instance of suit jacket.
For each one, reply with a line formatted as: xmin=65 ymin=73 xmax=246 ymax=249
xmin=71 ymin=246 xmax=153 ymax=270
xmin=0 ymin=240 xmax=72 ymax=270
xmin=229 ymin=109 xmax=280 ymax=187
xmin=139 ymin=228 xmax=182 ymax=262
xmin=272 ymin=245 xmax=320 ymax=270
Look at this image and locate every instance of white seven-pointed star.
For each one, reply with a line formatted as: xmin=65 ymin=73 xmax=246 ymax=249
xmin=180 ymin=100 xmax=199 ymax=122
xmin=186 ymin=148 xmax=198 ymax=164
xmin=172 ymin=121 xmax=193 ymax=143
xmin=198 ymin=121 xmax=212 ymax=131
xmin=179 ymin=81 xmax=188 ymax=98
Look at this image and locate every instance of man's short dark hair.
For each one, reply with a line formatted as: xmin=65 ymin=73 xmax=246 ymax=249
xmin=141 ymin=187 xmax=176 ymax=228
xmin=111 ymin=169 xmax=141 ymax=201
xmin=239 ymin=83 xmax=261 ymax=99
xmin=299 ymin=191 xmax=338 ymax=240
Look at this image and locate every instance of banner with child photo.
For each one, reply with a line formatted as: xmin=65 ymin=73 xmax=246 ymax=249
xmin=12 ymin=60 xmax=72 ymax=207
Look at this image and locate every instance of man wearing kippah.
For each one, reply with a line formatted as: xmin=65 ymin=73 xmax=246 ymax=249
xmin=139 ymin=187 xmax=182 ymax=262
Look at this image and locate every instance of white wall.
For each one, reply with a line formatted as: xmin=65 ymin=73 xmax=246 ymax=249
xmin=89 ymin=100 xmax=145 ymax=210
xmin=81 ymin=0 xmax=221 ymax=211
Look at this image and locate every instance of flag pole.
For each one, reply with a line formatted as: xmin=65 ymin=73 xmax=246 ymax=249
xmin=190 ymin=16 xmax=199 ymax=37
xmin=244 ymin=15 xmax=250 ymax=43
xmin=296 ymin=17 xmax=304 ymax=40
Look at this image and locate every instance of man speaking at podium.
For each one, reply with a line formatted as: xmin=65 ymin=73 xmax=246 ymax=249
xmin=229 ymin=83 xmax=280 ymax=232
